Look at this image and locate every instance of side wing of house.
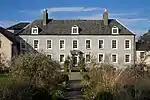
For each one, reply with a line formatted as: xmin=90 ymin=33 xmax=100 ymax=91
xmin=0 ymin=32 xmax=12 ymax=61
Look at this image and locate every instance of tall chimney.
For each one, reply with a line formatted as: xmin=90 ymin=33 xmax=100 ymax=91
xmin=103 ymin=9 xmax=108 ymax=26
xmin=43 ymin=9 xmax=48 ymax=25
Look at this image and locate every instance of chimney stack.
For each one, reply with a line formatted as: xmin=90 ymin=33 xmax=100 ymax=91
xmin=103 ymin=9 xmax=108 ymax=26
xmin=43 ymin=9 xmax=48 ymax=25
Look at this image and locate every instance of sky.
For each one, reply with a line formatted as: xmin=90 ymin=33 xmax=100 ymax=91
xmin=0 ymin=0 xmax=150 ymax=37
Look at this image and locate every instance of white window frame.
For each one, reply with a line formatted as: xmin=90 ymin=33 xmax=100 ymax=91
xmin=59 ymin=54 xmax=65 ymax=63
xmin=124 ymin=53 xmax=131 ymax=63
xmin=59 ymin=39 xmax=65 ymax=50
xmin=71 ymin=25 xmax=79 ymax=34
xmin=124 ymin=39 xmax=131 ymax=50
xmin=85 ymin=53 xmax=91 ymax=63
xmin=31 ymin=27 xmax=38 ymax=34
xmin=98 ymin=53 xmax=105 ymax=63
xmin=112 ymin=26 xmax=119 ymax=34
xmin=85 ymin=39 xmax=91 ymax=49
xmin=98 ymin=39 xmax=104 ymax=49
xmin=111 ymin=39 xmax=118 ymax=49
xmin=33 ymin=39 xmax=39 ymax=50
xmin=111 ymin=53 xmax=118 ymax=63
xmin=20 ymin=39 xmax=26 ymax=50
xmin=72 ymin=39 xmax=78 ymax=50
xmin=46 ymin=39 xmax=52 ymax=50
xmin=139 ymin=51 xmax=145 ymax=60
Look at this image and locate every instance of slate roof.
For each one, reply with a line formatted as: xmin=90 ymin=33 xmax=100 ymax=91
xmin=139 ymin=31 xmax=150 ymax=43
xmin=7 ymin=22 xmax=30 ymax=30
xmin=136 ymin=30 xmax=150 ymax=51
xmin=136 ymin=42 xmax=150 ymax=51
xmin=17 ymin=19 xmax=135 ymax=35
xmin=0 ymin=27 xmax=16 ymax=43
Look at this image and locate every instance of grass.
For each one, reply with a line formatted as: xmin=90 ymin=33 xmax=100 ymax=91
xmin=0 ymin=74 xmax=9 ymax=84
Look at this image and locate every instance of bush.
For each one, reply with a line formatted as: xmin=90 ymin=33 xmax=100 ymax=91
xmin=0 ymin=82 xmax=52 ymax=100
xmin=81 ymin=63 xmax=117 ymax=100
xmin=10 ymin=53 xmax=60 ymax=88
xmin=94 ymin=91 xmax=114 ymax=100
xmin=8 ymin=53 xmax=67 ymax=99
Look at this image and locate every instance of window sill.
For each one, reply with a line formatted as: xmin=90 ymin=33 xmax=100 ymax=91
xmin=47 ymin=48 xmax=52 ymax=50
xmin=34 ymin=48 xmax=39 ymax=50
xmin=124 ymin=62 xmax=131 ymax=64
xmin=112 ymin=62 xmax=118 ymax=64
xmin=59 ymin=48 xmax=65 ymax=50
xmin=112 ymin=48 xmax=118 ymax=50
xmin=60 ymin=62 xmax=64 ymax=64
xmin=124 ymin=48 xmax=131 ymax=50
xmin=72 ymin=48 xmax=78 ymax=50
xmin=86 ymin=48 xmax=91 ymax=50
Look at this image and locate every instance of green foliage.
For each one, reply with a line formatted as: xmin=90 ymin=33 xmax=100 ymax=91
xmin=10 ymin=53 xmax=60 ymax=88
xmin=78 ymin=53 xmax=85 ymax=71
xmin=94 ymin=92 xmax=114 ymax=100
xmin=82 ymin=63 xmax=117 ymax=100
xmin=64 ymin=56 xmax=71 ymax=72
xmin=82 ymin=61 xmax=150 ymax=100
xmin=7 ymin=53 xmax=68 ymax=99
xmin=0 ymin=82 xmax=52 ymax=100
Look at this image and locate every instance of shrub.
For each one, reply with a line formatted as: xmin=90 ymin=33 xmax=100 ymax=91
xmin=8 ymin=53 xmax=67 ymax=99
xmin=82 ymin=63 xmax=118 ymax=100
xmin=94 ymin=91 xmax=114 ymax=100
xmin=63 ymin=56 xmax=71 ymax=72
xmin=0 ymin=82 xmax=52 ymax=100
xmin=10 ymin=53 xmax=60 ymax=88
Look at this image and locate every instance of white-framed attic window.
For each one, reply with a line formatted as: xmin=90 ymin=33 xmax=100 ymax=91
xmin=112 ymin=26 xmax=119 ymax=34
xmin=71 ymin=25 xmax=79 ymax=34
xmin=32 ymin=26 xmax=38 ymax=34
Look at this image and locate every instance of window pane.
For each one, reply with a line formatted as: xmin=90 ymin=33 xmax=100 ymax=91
xmin=99 ymin=40 xmax=103 ymax=49
xmin=60 ymin=40 xmax=64 ymax=49
xmin=99 ymin=54 xmax=103 ymax=62
xmin=112 ymin=40 xmax=116 ymax=49
xmin=112 ymin=54 xmax=116 ymax=62
xmin=140 ymin=52 xmax=145 ymax=59
xmin=86 ymin=40 xmax=91 ymax=49
xmin=73 ymin=40 xmax=78 ymax=49
xmin=73 ymin=28 xmax=77 ymax=33
xmin=47 ymin=40 xmax=51 ymax=49
xmin=21 ymin=40 xmax=26 ymax=49
xmin=33 ymin=29 xmax=37 ymax=33
xmin=34 ymin=40 xmax=38 ymax=49
xmin=47 ymin=55 xmax=51 ymax=59
xmin=86 ymin=54 xmax=90 ymax=62
xmin=60 ymin=55 xmax=64 ymax=62
xmin=125 ymin=55 xmax=130 ymax=62
xmin=113 ymin=29 xmax=117 ymax=33
xmin=125 ymin=40 xmax=130 ymax=49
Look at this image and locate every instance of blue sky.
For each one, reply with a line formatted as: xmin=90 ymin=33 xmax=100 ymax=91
xmin=0 ymin=0 xmax=150 ymax=37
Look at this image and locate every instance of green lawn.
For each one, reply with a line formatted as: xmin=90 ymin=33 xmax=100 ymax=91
xmin=0 ymin=74 xmax=9 ymax=84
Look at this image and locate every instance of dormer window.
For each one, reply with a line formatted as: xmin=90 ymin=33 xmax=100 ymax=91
xmin=112 ymin=26 xmax=119 ymax=34
xmin=32 ymin=26 xmax=38 ymax=34
xmin=72 ymin=25 xmax=79 ymax=34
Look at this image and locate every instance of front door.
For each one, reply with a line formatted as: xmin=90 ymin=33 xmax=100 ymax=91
xmin=72 ymin=55 xmax=78 ymax=67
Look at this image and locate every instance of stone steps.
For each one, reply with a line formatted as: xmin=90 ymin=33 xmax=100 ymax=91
xmin=65 ymin=73 xmax=84 ymax=100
